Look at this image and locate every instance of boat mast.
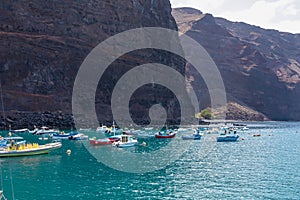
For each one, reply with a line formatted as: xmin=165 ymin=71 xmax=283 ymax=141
xmin=113 ymin=120 xmax=116 ymax=136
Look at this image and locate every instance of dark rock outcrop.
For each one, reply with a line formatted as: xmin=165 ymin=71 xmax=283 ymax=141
xmin=173 ymin=7 xmax=300 ymax=121
xmin=0 ymin=0 xmax=185 ymax=129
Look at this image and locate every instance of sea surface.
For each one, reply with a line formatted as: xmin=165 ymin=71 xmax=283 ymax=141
xmin=0 ymin=122 xmax=299 ymax=200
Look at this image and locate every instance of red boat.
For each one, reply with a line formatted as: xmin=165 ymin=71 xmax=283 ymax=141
xmin=89 ymin=136 xmax=120 ymax=145
xmin=155 ymin=131 xmax=176 ymax=139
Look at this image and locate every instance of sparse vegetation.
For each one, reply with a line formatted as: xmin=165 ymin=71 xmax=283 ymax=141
xmin=195 ymin=109 xmax=213 ymax=120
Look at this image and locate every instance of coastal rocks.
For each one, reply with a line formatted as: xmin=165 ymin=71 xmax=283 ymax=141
xmin=0 ymin=111 xmax=75 ymax=130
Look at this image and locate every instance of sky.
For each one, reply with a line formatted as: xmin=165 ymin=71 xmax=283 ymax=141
xmin=170 ymin=0 xmax=300 ymax=34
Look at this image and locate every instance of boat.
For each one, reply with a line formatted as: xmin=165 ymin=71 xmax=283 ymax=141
xmin=217 ymin=134 xmax=239 ymax=142
xmin=96 ymin=125 xmax=109 ymax=132
xmin=242 ymin=127 xmax=249 ymax=131
xmin=11 ymin=128 xmax=29 ymax=133
xmin=217 ymin=129 xmax=239 ymax=142
xmin=155 ymin=130 xmax=176 ymax=139
xmin=90 ymin=136 xmax=120 ymax=146
xmin=233 ymin=123 xmax=247 ymax=127
xmin=34 ymin=126 xmax=59 ymax=136
xmin=182 ymin=128 xmax=202 ymax=140
xmin=90 ymin=122 xmax=121 ymax=145
xmin=0 ymin=136 xmax=26 ymax=149
xmin=50 ymin=131 xmax=78 ymax=140
xmin=68 ymin=133 xmax=88 ymax=140
xmin=28 ymin=126 xmax=39 ymax=134
xmin=0 ymin=142 xmax=62 ymax=157
xmin=90 ymin=138 xmax=112 ymax=145
xmin=253 ymin=134 xmax=261 ymax=137
xmin=112 ymin=135 xmax=138 ymax=148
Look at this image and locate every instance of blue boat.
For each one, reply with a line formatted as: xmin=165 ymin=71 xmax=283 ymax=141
xmin=0 ymin=136 xmax=26 ymax=148
xmin=182 ymin=128 xmax=202 ymax=140
xmin=51 ymin=131 xmax=78 ymax=140
xmin=217 ymin=129 xmax=239 ymax=142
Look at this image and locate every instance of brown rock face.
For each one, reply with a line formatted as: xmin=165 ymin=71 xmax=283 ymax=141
xmin=173 ymin=7 xmax=300 ymax=121
xmin=0 ymin=0 xmax=185 ymax=128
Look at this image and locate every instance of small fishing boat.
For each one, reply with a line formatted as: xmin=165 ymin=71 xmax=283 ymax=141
xmin=96 ymin=125 xmax=109 ymax=132
xmin=0 ymin=142 xmax=62 ymax=157
xmin=217 ymin=134 xmax=239 ymax=142
xmin=89 ymin=135 xmax=120 ymax=145
xmin=0 ymin=136 xmax=26 ymax=149
xmin=242 ymin=127 xmax=249 ymax=131
xmin=90 ymin=138 xmax=113 ymax=145
xmin=68 ymin=133 xmax=88 ymax=140
xmin=51 ymin=131 xmax=78 ymax=140
xmin=113 ymin=135 xmax=138 ymax=148
xmin=28 ymin=126 xmax=39 ymax=134
xmin=217 ymin=129 xmax=239 ymax=142
xmin=11 ymin=128 xmax=29 ymax=133
xmin=34 ymin=126 xmax=59 ymax=136
xmin=253 ymin=134 xmax=261 ymax=137
xmin=182 ymin=129 xmax=202 ymax=140
xmin=155 ymin=130 xmax=176 ymax=139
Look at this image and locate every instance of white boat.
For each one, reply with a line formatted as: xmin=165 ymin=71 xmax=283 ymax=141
xmin=69 ymin=133 xmax=88 ymax=140
xmin=182 ymin=128 xmax=202 ymax=140
xmin=113 ymin=135 xmax=138 ymax=148
xmin=50 ymin=131 xmax=78 ymax=140
xmin=28 ymin=127 xmax=39 ymax=134
xmin=0 ymin=142 xmax=62 ymax=157
xmin=34 ymin=126 xmax=59 ymax=136
xmin=217 ymin=129 xmax=239 ymax=142
xmin=96 ymin=125 xmax=109 ymax=132
xmin=11 ymin=128 xmax=29 ymax=133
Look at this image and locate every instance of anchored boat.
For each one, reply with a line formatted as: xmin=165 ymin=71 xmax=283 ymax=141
xmin=155 ymin=130 xmax=176 ymax=139
xmin=0 ymin=142 xmax=62 ymax=157
xmin=113 ymin=135 xmax=138 ymax=148
xmin=217 ymin=129 xmax=239 ymax=142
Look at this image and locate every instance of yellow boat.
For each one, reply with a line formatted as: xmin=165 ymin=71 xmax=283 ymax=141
xmin=0 ymin=142 xmax=62 ymax=157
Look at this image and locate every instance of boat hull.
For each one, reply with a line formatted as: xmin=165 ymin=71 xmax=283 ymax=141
xmin=115 ymin=141 xmax=137 ymax=148
xmin=155 ymin=133 xmax=176 ymax=138
xmin=90 ymin=139 xmax=113 ymax=145
xmin=0 ymin=142 xmax=62 ymax=157
xmin=217 ymin=135 xmax=239 ymax=142
xmin=181 ymin=135 xmax=201 ymax=140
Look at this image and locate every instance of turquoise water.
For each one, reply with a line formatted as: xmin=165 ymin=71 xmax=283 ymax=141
xmin=0 ymin=122 xmax=299 ymax=199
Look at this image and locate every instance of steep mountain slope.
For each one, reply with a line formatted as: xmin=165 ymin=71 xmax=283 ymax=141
xmin=173 ymin=7 xmax=300 ymax=120
xmin=0 ymin=0 xmax=184 ymax=128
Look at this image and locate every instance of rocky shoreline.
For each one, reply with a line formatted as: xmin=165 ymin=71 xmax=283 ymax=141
xmin=0 ymin=106 xmax=268 ymax=130
xmin=0 ymin=111 xmax=75 ymax=130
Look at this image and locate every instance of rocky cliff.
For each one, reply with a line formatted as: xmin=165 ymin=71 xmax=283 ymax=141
xmin=173 ymin=7 xmax=300 ymax=121
xmin=0 ymin=0 xmax=184 ymax=129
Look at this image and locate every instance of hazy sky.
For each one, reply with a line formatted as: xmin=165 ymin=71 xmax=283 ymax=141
xmin=170 ymin=0 xmax=300 ymax=34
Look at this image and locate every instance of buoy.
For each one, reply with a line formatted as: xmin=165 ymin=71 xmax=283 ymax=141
xmin=142 ymin=142 xmax=146 ymax=147
xmin=66 ymin=149 xmax=71 ymax=155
